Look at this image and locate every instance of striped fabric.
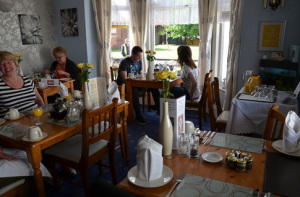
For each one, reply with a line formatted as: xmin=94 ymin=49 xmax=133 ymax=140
xmin=0 ymin=77 xmax=37 ymax=117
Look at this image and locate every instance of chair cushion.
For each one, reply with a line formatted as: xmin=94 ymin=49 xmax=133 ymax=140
xmin=0 ymin=178 xmax=25 ymax=195
xmin=44 ymin=134 xmax=108 ymax=163
xmin=216 ymin=110 xmax=230 ymax=124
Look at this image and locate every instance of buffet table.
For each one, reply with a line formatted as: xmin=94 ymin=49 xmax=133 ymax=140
xmin=226 ymin=90 xmax=299 ymax=135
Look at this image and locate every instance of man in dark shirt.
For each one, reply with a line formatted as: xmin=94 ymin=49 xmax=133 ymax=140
xmin=117 ymin=46 xmax=160 ymax=124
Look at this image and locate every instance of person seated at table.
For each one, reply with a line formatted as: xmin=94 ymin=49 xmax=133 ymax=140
xmin=0 ymin=51 xmax=44 ymax=117
xmin=170 ymin=45 xmax=200 ymax=102
xmin=45 ymin=46 xmax=81 ymax=91
xmin=116 ymin=46 xmax=160 ymax=124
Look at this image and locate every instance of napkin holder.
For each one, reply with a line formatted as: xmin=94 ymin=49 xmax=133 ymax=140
xmin=283 ymin=111 xmax=300 ymax=152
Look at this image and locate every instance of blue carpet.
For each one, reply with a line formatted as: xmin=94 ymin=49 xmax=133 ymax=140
xmin=44 ymin=110 xmax=210 ymax=197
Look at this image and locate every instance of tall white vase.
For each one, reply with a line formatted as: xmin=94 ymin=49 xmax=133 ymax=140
xmin=83 ymin=82 xmax=93 ymax=110
xmin=159 ymin=101 xmax=173 ymax=159
xmin=146 ymin=61 xmax=154 ymax=80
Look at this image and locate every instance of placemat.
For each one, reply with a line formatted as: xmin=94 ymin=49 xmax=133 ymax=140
xmin=209 ymin=133 xmax=263 ymax=153
xmin=0 ymin=123 xmax=28 ymax=139
xmin=46 ymin=119 xmax=81 ymax=128
xmin=171 ymin=174 xmax=253 ymax=197
xmin=264 ymin=152 xmax=300 ymax=197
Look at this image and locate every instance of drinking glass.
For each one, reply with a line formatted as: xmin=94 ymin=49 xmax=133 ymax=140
xmin=32 ymin=107 xmax=44 ymax=125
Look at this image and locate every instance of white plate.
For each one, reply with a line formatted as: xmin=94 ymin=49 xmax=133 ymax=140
xmin=0 ymin=118 xmax=5 ymax=125
xmin=4 ymin=113 xmax=25 ymax=120
xmin=22 ymin=132 xmax=48 ymax=142
xmin=127 ymin=165 xmax=173 ymax=188
xmin=272 ymin=140 xmax=300 ymax=157
xmin=59 ymin=78 xmax=71 ymax=82
xmin=202 ymin=152 xmax=223 ymax=163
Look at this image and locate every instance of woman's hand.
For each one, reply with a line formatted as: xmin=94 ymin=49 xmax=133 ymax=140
xmin=45 ymin=70 xmax=50 ymax=74
xmin=0 ymin=149 xmax=17 ymax=161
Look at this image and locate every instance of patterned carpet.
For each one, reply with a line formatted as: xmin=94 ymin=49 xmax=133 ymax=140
xmin=44 ymin=110 xmax=211 ymax=197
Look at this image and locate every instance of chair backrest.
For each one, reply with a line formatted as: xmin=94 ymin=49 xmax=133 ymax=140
xmin=263 ymin=105 xmax=286 ymax=141
xmin=81 ymin=98 xmax=118 ymax=162
xmin=206 ymin=77 xmax=222 ymax=131
xmin=110 ymin=67 xmax=119 ymax=82
xmin=198 ymin=69 xmax=213 ymax=106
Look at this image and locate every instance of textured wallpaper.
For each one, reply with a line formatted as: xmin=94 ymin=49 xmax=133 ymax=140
xmin=0 ymin=0 xmax=57 ymax=76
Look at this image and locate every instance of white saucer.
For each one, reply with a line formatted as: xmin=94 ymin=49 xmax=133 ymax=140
xmin=0 ymin=118 xmax=5 ymax=125
xmin=202 ymin=152 xmax=223 ymax=163
xmin=59 ymin=78 xmax=71 ymax=82
xmin=22 ymin=132 xmax=47 ymax=142
xmin=127 ymin=165 xmax=173 ymax=188
xmin=272 ymin=140 xmax=300 ymax=157
xmin=4 ymin=113 xmax=25 ymax=120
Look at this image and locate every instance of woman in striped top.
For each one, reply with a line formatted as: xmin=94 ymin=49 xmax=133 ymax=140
xmin=0 ymin=51 xmax=44 ymax=117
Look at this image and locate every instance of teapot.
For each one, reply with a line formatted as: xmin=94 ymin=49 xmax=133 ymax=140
xmin=50 ymin=99 xmax=68 ymax=121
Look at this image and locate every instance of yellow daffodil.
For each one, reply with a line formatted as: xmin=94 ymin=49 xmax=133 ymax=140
xmin=77 ymin=63 xmax=94 ymax=83
xmin=155 ymin=70 xmax=176 ymax=101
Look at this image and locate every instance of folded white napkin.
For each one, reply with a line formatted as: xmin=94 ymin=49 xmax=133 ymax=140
xmin=283 ymin=111 xmax=300 ymax=152
xmin=59 ymin=82 xmax=69 ymax=97
xmin=106 ymin=81 xmax=120 ymax=104
xmin=136 ymin=135 xmax=163 ymax=181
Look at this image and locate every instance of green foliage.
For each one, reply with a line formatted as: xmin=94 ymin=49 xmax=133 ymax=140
xmin=157 ymin=24 xmax=199 ymax=41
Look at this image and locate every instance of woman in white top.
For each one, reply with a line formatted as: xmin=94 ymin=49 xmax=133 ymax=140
xmin=170 ymin=45 xmax=200 ymax=102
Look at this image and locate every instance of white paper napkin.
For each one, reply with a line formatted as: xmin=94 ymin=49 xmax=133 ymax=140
xmin=136 ymin=135 xmax=163 ymax=181
xmin=106 ymin=81 xmax=120 ymax=104
xmin=59 ymin=82 xmax=69 ymax=97
xmin=283 ymin=111 xmax=300 ymax=152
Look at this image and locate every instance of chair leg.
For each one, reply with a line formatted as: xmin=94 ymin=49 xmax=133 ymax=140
xmin=108 ymin=151 xmax=118 ymax=185
xmin=198 ymin=108 xmax=203 ymax=130
xmin=81 ymin=168 xmax=90 ymax=197
xmin=98 ymin=159 xmax=104 ymax=175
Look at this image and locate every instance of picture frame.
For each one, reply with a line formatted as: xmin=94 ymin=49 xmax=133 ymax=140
xmin=60 ymin=8 xmax=78 ymax=37
xmin=258 ymin=21 xmax=286 ymax=51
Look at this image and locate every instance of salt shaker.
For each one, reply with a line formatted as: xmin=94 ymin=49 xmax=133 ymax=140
xmin=178 ymin=133 xmax=189 ymax=155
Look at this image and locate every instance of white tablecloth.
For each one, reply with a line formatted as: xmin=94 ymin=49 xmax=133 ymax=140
xmin=226 ymin=90 xmax=299 ymax=135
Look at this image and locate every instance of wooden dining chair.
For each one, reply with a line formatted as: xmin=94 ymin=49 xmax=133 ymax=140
xmin=186 ymin=70 xmax=213 ymax=130
xmin=206 ymin=77 xmax=230 ymax=132
xmin=44 ymin=98 xmax=118 ymax=196
xmin=263 ymin=105 xmax=286 ymax=141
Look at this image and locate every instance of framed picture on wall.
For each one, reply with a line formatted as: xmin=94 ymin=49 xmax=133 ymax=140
xmin=258 ymin=21 xmax=286 ymax=51
xmin=18 ymin=14 xmax=43 ymax=45
xmin=60 ymin=8 xmax=78 ymax=37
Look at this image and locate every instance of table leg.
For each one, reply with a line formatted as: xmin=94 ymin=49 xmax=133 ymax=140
xmin=125 ymin=82 xmax=134 ymax=122
xmin=26 ymin=147 xmax=46 ymax=197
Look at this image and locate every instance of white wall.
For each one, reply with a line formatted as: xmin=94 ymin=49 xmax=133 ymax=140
xmin=237 ymin=1 xmax=300 ymax=92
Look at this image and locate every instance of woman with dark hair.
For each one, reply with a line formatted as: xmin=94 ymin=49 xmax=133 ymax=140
xmin=170 ymin=45 xmax=200 ymax=102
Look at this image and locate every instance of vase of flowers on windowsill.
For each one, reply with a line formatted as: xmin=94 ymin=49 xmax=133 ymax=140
xmin=155 ymin=71 xmax=177 ymax=159
xmin=77 ymin=63 xmax=94 ymax=110
xmin=145 ymin=50 xmax=156 ymax=80
xmin=15 ymin=53 xmax=23 ymax=76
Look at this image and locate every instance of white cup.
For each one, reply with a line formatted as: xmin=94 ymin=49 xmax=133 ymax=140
xmin=177 ymin=70 xmax=183 ymax=76
xmin=128 ymin=73 xmax=135 ymax=79
xmin=73 ymin=90 xmax=81 ymax=99
xmin=6 ymin=108 xmax=20 ymax=120
xmin=38 ymin=82 xmax=46 ymax=89
xmin=185 ymin=120 xmax=195 ymax=134
xmin=28 ymin=126 xmax=42 ymax=140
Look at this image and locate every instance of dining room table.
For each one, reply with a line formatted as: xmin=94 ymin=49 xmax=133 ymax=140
xmin=117 ymin=132 xmax=271 ymax=197
xmin=225 ymin=88 xmax=299 ymax=135
xmin=37 ymin=79 xmax=75 ymax=105
xmin=0 ymin=101 xmax=129 ymax=197
xmin=125 ymin=77 xmax=183 ymax=122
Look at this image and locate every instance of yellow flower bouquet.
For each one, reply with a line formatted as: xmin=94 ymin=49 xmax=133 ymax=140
xmin=77 ymin=63 xmax=94 ymax=83
xmin=15 ymin=53 xmax=23 ymax=64
xmin=155 ymin=71 xmax=177 ymax=101
xmin=145 ymin=50 xmax=156 ymax=62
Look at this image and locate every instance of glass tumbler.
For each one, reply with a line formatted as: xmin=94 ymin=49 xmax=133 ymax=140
xmin=178 ymin=133 xmax=189 ymax=155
